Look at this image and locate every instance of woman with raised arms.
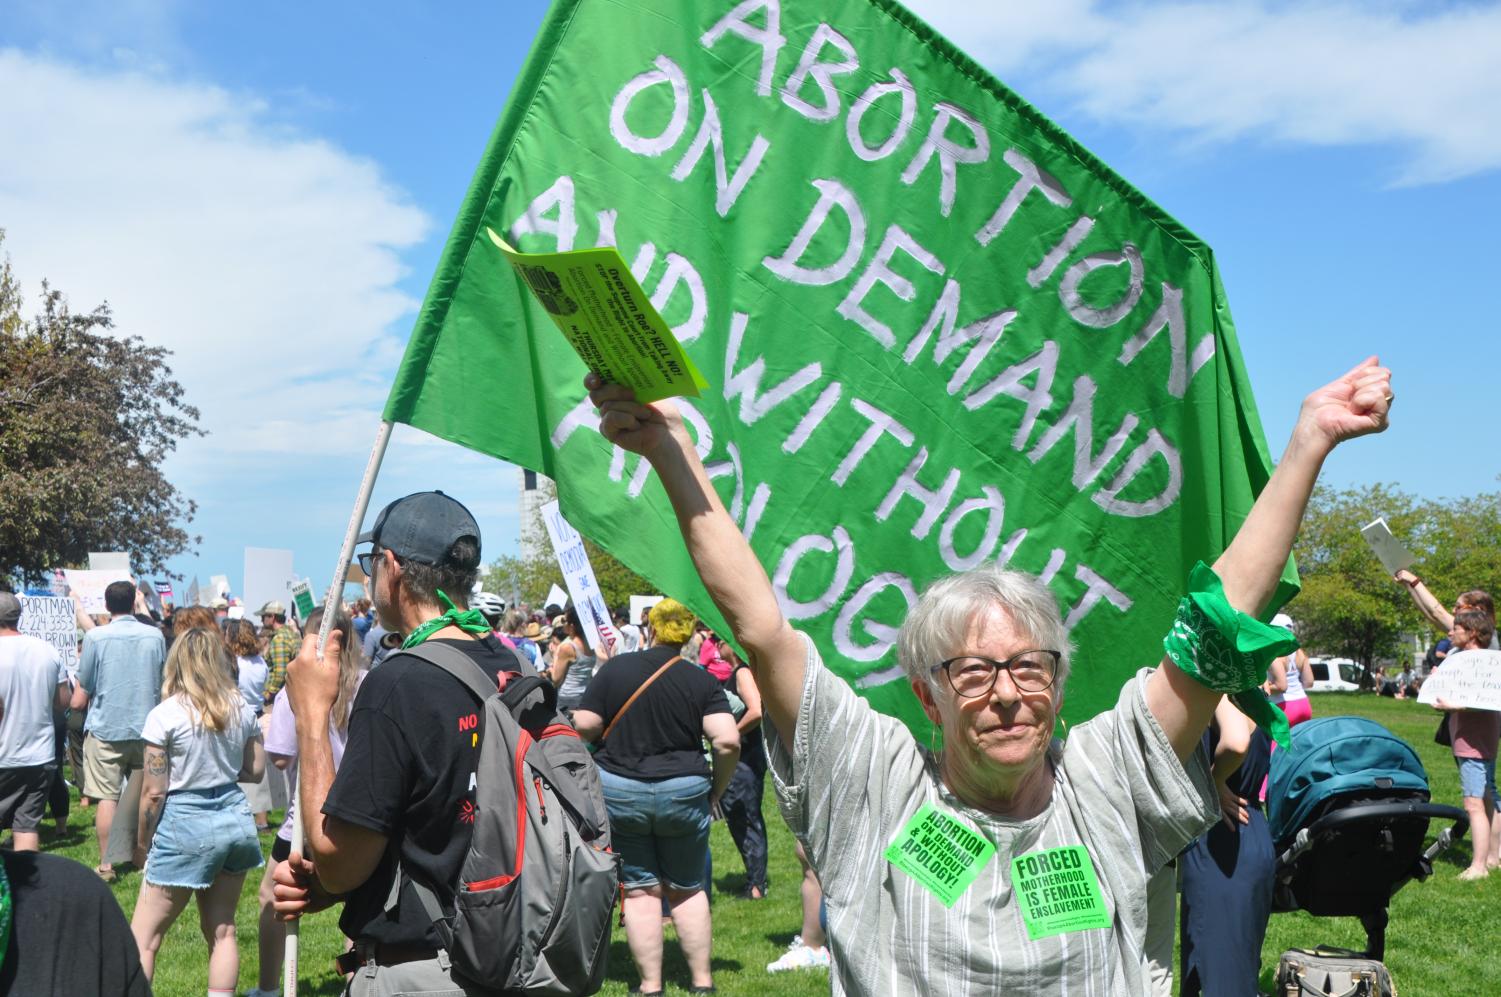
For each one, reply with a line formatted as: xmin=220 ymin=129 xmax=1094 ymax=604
xmin=585 ymin=357 xmax=1392 ymax=994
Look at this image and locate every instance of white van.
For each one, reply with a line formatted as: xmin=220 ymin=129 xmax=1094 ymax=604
xmin=1307 ymin=656 xmax=1362 ymax=692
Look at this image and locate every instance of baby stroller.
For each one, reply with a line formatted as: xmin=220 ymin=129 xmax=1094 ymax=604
xmin=1266 ymin=717 xmax=1467 ymax=965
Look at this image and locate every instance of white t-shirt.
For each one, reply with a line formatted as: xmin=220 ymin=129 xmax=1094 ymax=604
xmin=141 ymin=692 xmax=260 ymax=793
xmin=237 ymin=655 xmax=269 ymax=711
xmin=264 ymin=677 xmax=363 ymax=842
xmin=0 ymin=634 xmax=65 ymax=767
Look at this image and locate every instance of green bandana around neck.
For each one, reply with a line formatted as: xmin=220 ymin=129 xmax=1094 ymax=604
xmin=1162 ymin=561 xmax=1300 ymax=749
xmin=401 ymin=589 xmax=495 ymax=649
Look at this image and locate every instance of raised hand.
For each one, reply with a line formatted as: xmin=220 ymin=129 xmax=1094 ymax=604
xmin=585 ymin=372 xmax=689 ymax=461
xmin=1296 ymin=356 xmax=1393 ymax=449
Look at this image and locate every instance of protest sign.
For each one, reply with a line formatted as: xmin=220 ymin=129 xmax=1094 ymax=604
xmin=154 ymin=580 xmax=174 ymax=604
xmin=89 ymin=551 xmax=131 ymax=574
xmin=545 ymin=584 xmax=570 ymax=611
xmin=63 ymin=568 xmax=133 ymax=616
xmin=540 ymin=500 xmax=616 ymax=653
xmin=383 ymin=0 xmax=1291 ymax=730
xmin=1360 ymin=517 xmax=1415 ymax=577
xmin=186 ymin=577 xmax=203 ymax=608
xmin=138 ymin=579 xmax=163 ymax=617
xmin=629 ymin=594 xmax=663 ymax=626
xmin=211 ymin=574 xmax=231 ymax=601
xmin=244 ymin=548 xmax=295 ymax=618
xmin=1418 ymin=649 xmax=1501 ymax=712
xmin=18 ymin=595 xmax=80 ymax=673
xmin=489 ymin=235 xmax=707 ymax=403
xmin=291 ymin=579 xmax=316 ymax=619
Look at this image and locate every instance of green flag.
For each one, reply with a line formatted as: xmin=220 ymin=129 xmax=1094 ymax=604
xmin=385 ymin=0 xmax=1295 ymax=732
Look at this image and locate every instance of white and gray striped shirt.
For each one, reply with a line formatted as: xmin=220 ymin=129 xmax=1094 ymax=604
xmin=765 ymin=635 xmax=1217 ymax=996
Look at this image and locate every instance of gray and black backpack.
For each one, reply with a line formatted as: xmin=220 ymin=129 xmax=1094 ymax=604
xmin=397 ymin=642 xmax=620 ymax=994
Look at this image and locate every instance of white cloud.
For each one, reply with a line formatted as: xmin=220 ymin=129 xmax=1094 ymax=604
xmin=907 ymin=0 xmax=1501 ymax=184
xmin=0 ymin=49 xmax=429 ymax=463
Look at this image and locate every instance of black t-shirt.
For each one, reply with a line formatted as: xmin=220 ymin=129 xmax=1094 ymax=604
xmin=579 ymin=644 xmax=731 ymax=780
xmin=324 ymin=634 xmax=525 ymax=948
xmin=731 ymin=664 xmax=766 ymax=776
xmin=0 ymin=851 xmax=150 ymax=996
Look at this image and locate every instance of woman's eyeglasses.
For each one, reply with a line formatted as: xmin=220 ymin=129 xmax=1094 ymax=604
xmin=933 ymin=650 xmax=1061 ymax=698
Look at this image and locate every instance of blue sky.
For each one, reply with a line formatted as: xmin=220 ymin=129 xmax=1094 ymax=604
xmin=2 ymin=0 xmax=1498 ymax=600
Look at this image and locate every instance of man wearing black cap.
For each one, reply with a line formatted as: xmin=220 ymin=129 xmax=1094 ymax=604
xmin=276 ymin=490 xmax=529 ymax=991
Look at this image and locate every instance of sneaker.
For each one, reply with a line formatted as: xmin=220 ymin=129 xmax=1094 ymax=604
xmin=767 ymin=939 xmax=831 ymax=973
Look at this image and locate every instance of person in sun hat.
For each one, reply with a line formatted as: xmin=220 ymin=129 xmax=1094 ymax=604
xmin=257 ymin=600 xmax=299 ymax=707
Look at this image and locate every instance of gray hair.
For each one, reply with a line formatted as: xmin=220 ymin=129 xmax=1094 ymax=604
xmin=897 ymin=564 xmax=1073 ymax=694
xmin=0 ymin=592 xmax=19 ymax=630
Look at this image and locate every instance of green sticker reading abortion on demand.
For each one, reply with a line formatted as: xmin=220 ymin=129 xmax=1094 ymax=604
xmin=1011 ymin=846 xmax=1111 ymax=940
xmin=883 ymin=803 xmax=995 ymax=907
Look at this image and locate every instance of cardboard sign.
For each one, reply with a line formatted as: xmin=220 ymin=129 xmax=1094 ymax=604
xmin=17 ymin=595 xmax=79 ymax=673
xmin=1360 ymin=517 xmax=1416 ymax=576
xmin=1418 ymin=649 xmax=1501 ymax=712
xmin=1011 ymin=845 xmax=1111 ymax=940
xmin=883 ymin=803 xmax=995 ymax=907
xmin=540 ymin=500 xmax=616 ymax=653
xmin=62 ymin=568 xmax=133 ymax=616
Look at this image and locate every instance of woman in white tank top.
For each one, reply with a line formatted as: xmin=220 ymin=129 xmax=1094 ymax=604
xmin=1265 ymin=613 xmax=1314 ymax=727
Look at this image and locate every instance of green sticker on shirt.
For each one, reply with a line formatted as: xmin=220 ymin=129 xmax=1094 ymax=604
xmin=883 ymin=803 xmax=996 ymax=907
xmin=1011 ymin=845 xmax=1112 ymax=939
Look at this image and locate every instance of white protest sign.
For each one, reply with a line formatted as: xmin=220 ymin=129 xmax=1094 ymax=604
xmin=138 ymin=578 xmax=163 ymax=617
xmin=540 ymin=500 xmax=614 ymax=653
xmin=1360 ymin=517 xmax=1416 ymax=577
xmin=186 ymin=577 xmax=203 ymax=607
xmin=545 ymin=584 xmax=569 ymax=611
xmin=211 ymin=574 xmax=231 ymax=600
xmin=244 ymin=547 xmax=295 ymax=617
xmin=629 ymin=594 xmax=663 ymax=627
xmin=1418 ymin=649 xmax=1501 ymax=712
xmin=89 ymin=551 xmax=132 ymax=574
xmin=18 ymin=595 xmax=80 ymax=674
xmin=62 ymin=568 xmax=133 ymax=616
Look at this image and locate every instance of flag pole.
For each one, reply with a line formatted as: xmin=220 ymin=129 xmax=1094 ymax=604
xmin=286 ymin=419 xmax=394 ymax=997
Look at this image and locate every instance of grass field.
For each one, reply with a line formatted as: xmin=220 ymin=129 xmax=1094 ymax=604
xmin=36 ymin=691 xmax=1499 ymax=994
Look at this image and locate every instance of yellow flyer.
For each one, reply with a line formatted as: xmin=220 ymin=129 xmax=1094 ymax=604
xmin=486 ymin=228 xmax=708 ymax=403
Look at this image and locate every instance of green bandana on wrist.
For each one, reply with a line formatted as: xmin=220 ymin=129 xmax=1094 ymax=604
xmin=1162 ymin=561 xmax=1299 ymax=749
xmin=401 ymin=589 xmax=495 ymax=649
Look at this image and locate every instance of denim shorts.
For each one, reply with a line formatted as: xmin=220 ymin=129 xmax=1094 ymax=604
xmin=145 ymin=784 xmax=264 ymax=889
xmin=1457 ymin=756 xmax=1497 ymax=801
xmin=598 ymin=768 xmax=711 ymax=891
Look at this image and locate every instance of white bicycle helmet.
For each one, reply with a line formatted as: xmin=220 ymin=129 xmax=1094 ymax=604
xmin=472 ymin=591 xmax=506 ymax=623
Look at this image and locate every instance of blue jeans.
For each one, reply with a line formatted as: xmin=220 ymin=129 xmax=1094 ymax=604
xmin=598 ymin=768 xmax=710 ymax=890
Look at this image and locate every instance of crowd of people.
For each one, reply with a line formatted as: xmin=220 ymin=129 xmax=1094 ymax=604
xmin=1 ymin=356 xmax=1494 ymax=995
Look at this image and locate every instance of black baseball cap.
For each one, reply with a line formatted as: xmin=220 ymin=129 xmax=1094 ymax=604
xmin=357 ymin=491 xmax=481 ymax=566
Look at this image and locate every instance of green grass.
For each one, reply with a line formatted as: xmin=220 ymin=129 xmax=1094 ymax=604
xmin=35 ymin=692 xmax=1498 ymax=994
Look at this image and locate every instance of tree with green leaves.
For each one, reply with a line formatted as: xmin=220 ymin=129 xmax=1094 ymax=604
xmin=0 ymin=232 xmax=203 ymax=583
xmin=1290 ymin=482 xmax=1501 ymax=683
